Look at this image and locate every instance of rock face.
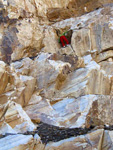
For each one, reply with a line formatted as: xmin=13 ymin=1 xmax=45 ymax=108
xmin=46 ymin=0 xmax=112 ymax=22
xmin=102 ymin=130 xmax=113 ymax=150
xmin=0 ymin=134 xmax=45 ymax=150
xmin=0 ymin=0 xmax=113 ymax=149
xmin=45 ymin=129 xmax=104 ymax=150
xmin=25 ymin=95 xmax=113 ymax=128
xmin=71 ymin=22 xmax=113 ymax=57
xmin=0 ymin=101 xmax=36 ymax=133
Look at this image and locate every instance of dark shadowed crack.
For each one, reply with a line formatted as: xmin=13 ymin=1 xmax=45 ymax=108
xmin=1 ymin=123 xmax=113 ymax=144
xmin=36 ymin=122 xmax=94 ymax=144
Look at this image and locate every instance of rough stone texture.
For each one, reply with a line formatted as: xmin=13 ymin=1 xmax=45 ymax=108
xmin=0 ymin=101 xmax=36 ymax=133
xmin=11 ymin=57 xmax=33 ymax=75
xmin=95 ymin=50 xmax=113 ymax=63
xmin=47 ymin=0 xmax=113 ymax=22
xmin=0 ymin=134 xmax=45 ymax=150
xmin=90 ymin=22 xmax=113 ymax=53
xmin=0 ymin=124 xmax=44 ymax=150
xmin=0 ymin=16 xmax=43 ymax=63
xmin=0 ymin=2 xmax=113 ymax=62
xmin=14 ymin=75 xmax=36 ymax=106
xmin=28 ymin=54 xmax=111 ymax=99
xmin=35 ymin=0 xmax=72 ymax=22
xmin=42 ymin=27 xmax=61 ymax=53
xmin=71 ymin=28 xmax=91 ymax=57
xmin=29 ymin=53 xmax=72 ymax=94
xmin=99 ymin=61 xmax=113 ymax=76
xmin=0 ymin=61 xmax=9 ymax=95
xmin=45 ymin=129 xmax=104 ymax=150
xmin=0 ymin=1 xmax=113 ymax=149
xmin=0 ymin=73 xmax=36 ymax=107
xmin=25 ymin=95 xmax=113 ymax=128
xmin=71 ymin=22 xmax=113 ymax=57
xmin=50 ymin=56 xmax=111 ymax=99
xmin=0 ymin=134 xmax=34 ymax=150
xmin=102 ymin=131 xmax=113 ymax=150
xmin=3 ymin=0 xmax=36 ymax=19
xmin=24 ymin=55 xmax=112 ymax=128
xmin=11 ymin=18 xmax=44 ymax=61
xmin=0 ymin=122 xmax=17 ymax=135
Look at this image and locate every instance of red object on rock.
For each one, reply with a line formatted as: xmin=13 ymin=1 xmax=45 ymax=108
xmin=60 ymin=35 xmax=69 ymax=47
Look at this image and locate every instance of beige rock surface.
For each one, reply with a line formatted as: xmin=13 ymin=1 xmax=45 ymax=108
xmin=0 ymin=134 xmax=35 ymax=150
xmin=11 ymin=18 xmax=44 ymax=61
xmin=1 ymin=0 xmax=112 ymax=23
xmin=0 ymin=2 xmax=113 ymax=63
xmin=11 ymin=57 xmax=33 ymax=75
xmin=51 ymin=56 xmax=111 ymax=99
xmin=25 ymin=94 xmax=113 ymax=128
xmin=71 ymin=22 xmax=113 ymax=57
xmin=28 ymin=52 xmax=86 ymax=99
xmin=71 ymin=28 xmax=91 ymax=57
xmin=102 ymin=130 xmax=113 ymax=150
xmin=3 ymin=0 xmax=36 ymax=19
xmin=99 ymin=61 xmax=113 ymax=76
xmin=45 ymin=129 xmax=104 ymax=150
xmin=0 ymin=74 xmax=36 ymax=107
xmin=0 ymin=122 xmax=17 ymax=135
xmin=90 ymin=22 xmax=113 ymax=54
xmin=95 ymin=50 xmax=113 ymax=63
xmin=0 ymin=2 xmax=113 ymax=149
xmin=46 ymin=0 xmax=113 ymax=22
xmin=42 ymin=27 xmax=60 ymax=53
xmin=0 ymin=17 xmax=44 ymax=63
xmin=17 ymin=75 xmax=36 ymax=106
xmin=0 ymin=101 xmax=36 ymax=133
xmin=29 ymin=53 xmax=71 ymax=94
xmin=0 ymin=61 xmax=9 ymax=95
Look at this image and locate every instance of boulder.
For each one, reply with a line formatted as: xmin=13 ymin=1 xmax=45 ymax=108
xmin=28 ymin=54 xmax=111 ymax=100
xmin=45 ymin=129 xmax=104 ymax=150
xmin=11 ymin=18 xmax=44 ymax=61
xmin=25 ymin=95 xmax=113 ymax=128
xmin=29 ymin=53 xmax=71 ymax=96
xmin=58 ymin=45 xmax=75 ymax=56
xmin=90 ymin=22 xmax=113 ymax=54
xmin=71 ymin=28 xmax=91 ymax=57
xmin=11 ymin=57 xmax=33 ymax=75
xmin=0 ymin=72 xmax=36 ymax=106
xmin=51 ymin=57 xmax=111 ymax=99
xmin=0 ymin=130 xmax=44 ymax=150
xmin=0 ymin=122 xmax=17 ymax=135
xmin=0 ymin=18 xmax=44 ymax=63
xmin=0 ymin=101 xmax=36 ymax=133
xmin=48 ymin=53 xmax=84 ymax=71
xmin=15 ymin=75 xmax=36 ymax=106
xmin=0 ymin=134 xmax=34 ymax=150
xmin=71 ymin=22 xmax=113 ymax=57
xmin=25 ymin=97 xmax=56 ymax=125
